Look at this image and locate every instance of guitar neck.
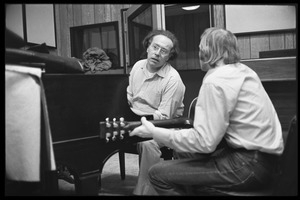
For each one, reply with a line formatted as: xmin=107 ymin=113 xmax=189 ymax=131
xmin=124 ymin=117 xmax=193 ymax=130
xmin=100 ymin=117 xmax=193 ymax=143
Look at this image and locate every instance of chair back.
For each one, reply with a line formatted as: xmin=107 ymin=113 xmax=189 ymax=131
xmin=220 ymin=115 xmax=297 ymax=196
xmin=188 ymin=97 xmax=198 ymax=120
xmin=273 ymin=115 xmax=297 ymax=196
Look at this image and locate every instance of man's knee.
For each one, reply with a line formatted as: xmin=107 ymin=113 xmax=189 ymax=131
xmin=148 ymin=163 xmax=159 ymax=183
xmin=137 ymin=140 xmax=161 ymax=154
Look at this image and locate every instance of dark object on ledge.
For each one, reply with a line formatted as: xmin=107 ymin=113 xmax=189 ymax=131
xmin=5 ymin=48 xmax=83 ymax=74
xmin=27 ymin=43 xmax=50 ymax=54
xmin=259 ymin=49 xmax=296 ymax=58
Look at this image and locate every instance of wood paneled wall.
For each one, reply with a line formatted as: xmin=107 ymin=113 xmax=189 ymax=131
xmin=237 ymin=32 xmax=297 ymax=59
xmin=53 ymin=4 xmax=296 ymax=65
xmin=54 ymin=4 xmax=132 ymax=67
xmin=212 ymin=5 xmax=296 ymax=60
xmin=212 ymin=5 xmax=225 ymax=28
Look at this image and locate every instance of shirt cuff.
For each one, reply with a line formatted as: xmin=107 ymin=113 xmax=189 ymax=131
xmin=152 ymin=127 xmax=172 ymax=146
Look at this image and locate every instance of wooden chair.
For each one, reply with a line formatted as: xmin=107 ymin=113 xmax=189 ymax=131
xmin=187 ymin=97 xmax=198 ymax=120
xmin=118 ymin=97 xmax=199 ymax=180
xmin=118 ymin=114 xmax=174 ymax=180
xmin=118 ymin=136 xmax=173 ymax=180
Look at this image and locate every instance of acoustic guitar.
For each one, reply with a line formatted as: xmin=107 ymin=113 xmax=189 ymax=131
xmin=99 ymin=117 xmax=193 ymax=143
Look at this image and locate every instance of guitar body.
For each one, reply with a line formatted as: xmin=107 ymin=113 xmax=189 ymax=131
xmin=99 ymin=117 xmax=193 ymax=143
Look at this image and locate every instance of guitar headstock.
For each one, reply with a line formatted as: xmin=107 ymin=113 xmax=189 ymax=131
xmin=100 ymin=117 xmax=128 ymax=143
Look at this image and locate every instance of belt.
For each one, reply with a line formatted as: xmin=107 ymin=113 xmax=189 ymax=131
xmin=235 ymin=148 xmax=279 ymax=163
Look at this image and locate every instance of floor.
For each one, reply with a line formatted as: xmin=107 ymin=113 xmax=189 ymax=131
xmin=58 ymin=153 xmax=139 ymax=196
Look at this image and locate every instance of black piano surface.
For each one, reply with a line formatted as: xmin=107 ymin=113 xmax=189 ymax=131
xmin=42 ymin=73 xmax=141 ymax=195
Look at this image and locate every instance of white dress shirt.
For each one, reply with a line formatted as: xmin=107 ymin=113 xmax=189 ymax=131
xmin=154 ymin=63 xmax=284 ymax=155
xmin=127 ymin=59 xmax=185 ymax=120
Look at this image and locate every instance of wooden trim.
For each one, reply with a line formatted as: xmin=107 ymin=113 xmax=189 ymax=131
xmin=212 ymin=5 xmax=225 ymax=28
xmin=241 ymin=57 xmax=296 ymax=81
xmin=234 ymin=29 xmax=296 ymax=37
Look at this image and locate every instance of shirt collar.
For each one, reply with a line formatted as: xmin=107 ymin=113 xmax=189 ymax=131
xmin=156 ymin=62 xmax=169 ymax=78
xmin=142 ymin=61 xmax=169 ymax=78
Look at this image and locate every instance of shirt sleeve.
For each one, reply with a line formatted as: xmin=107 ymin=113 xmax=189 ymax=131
xmin=154 ymin=82 xmax=232 ymax=153
xmin=127 ymin=66 xmax=135 ymax=107
xmin=155 ymin=75 xmax=185 ymax=120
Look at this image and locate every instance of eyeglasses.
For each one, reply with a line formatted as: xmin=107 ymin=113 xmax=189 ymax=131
xmin=149 ymin=44 xmax=170 ymax=56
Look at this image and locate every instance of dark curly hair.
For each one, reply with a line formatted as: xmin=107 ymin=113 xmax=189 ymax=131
xmin=142 ymin=29 xmax=179 ymax=61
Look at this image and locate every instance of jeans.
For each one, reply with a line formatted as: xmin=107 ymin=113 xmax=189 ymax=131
xmin=148 ymin=143 xmax=278 ymax=195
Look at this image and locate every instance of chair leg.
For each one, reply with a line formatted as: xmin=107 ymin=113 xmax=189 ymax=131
xmin=118 ymin=150 xmax=125 ymax=180
xmin=161 ymin=147 xmax=173 ymax=160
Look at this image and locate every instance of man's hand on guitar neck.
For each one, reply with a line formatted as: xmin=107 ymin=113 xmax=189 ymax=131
xmin=129 ymin=117 xmax=175 ymax=147
xmin=129 ymin=117 xmax=155 ymax=138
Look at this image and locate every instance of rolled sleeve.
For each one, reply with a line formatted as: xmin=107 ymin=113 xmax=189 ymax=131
xmin=154 ymin=83 xmax=229 ymax=153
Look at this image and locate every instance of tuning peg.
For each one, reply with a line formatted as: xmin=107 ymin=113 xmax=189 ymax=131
xmin=120 ymin=117 xmax=125 ymax=127
xmin=105 ymin=117 xmax=111 ymax=128
xmin=113 ymin=118 xmax=118 ymax=128
xmin=112 ymin=135 xmax=116 ymax=141
xmin=120 ymin=130 xmax=125 ymax=140
xmin=105 ymin=132 xmax=111 ymax=143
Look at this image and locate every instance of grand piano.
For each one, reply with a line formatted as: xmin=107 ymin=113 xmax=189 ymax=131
xmin=5 ymin=47 xmax=187 ymax=196
xmin=42 ymin=73 xmax=141 ymax=195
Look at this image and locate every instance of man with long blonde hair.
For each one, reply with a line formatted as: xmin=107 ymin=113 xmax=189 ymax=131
xmin=130 ymin=27 xmax=284 ymax=195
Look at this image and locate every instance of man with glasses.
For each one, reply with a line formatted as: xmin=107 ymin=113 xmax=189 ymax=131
xmin=127 ymin=30 xmax=185 ymax=195
xmin=129 ymin=27 xmax=284 ymax=196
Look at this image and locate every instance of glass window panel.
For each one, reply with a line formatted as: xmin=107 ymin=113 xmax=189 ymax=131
xmin=165 ymin=4 xmax=210 ymax=70
xmin=70 ymin=22 xmax=120 ymax=68
xmin=128 ymin=5 xmax=152 ymax=66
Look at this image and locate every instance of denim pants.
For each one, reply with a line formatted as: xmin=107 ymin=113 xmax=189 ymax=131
xmin=148 ymin=143 xmax=278 ymax=195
